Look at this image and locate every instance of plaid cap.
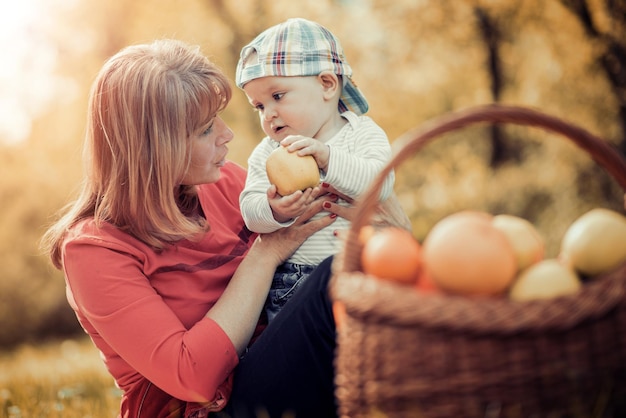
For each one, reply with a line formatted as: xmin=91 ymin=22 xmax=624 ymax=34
xmin=236 ymin=18 xmax=369 ymax=115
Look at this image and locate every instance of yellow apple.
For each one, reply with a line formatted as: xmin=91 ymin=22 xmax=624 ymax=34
xmin=560 ymin=208 xmax=626 ymax=276
xmin=265 ymin=146 xmax=320 ymax=196
xmin=509 ymin=259 xmax=581 ymax=301
xmin=492 ymin=214 xmax=545 ymax=272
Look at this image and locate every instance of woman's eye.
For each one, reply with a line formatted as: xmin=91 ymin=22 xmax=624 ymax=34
xmin=202 ymin=123 xmax=214 ymax=136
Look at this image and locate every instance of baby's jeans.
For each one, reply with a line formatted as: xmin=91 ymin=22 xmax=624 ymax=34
xmin=264 ymin=262 xmax=316 ymax=323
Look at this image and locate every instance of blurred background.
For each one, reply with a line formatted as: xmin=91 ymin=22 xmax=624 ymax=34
xmin=1 ymin=0 xmax=625 ymax=349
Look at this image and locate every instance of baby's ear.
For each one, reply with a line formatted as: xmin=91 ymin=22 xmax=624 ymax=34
xmin=318 ymin=71 xmax=341 ymax=98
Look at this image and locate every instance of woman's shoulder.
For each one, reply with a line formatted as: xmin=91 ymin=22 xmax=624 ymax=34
xmin=64 ymin=218 xmax=153 ymax=259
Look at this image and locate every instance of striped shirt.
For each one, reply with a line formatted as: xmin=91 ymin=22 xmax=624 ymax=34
xmin=240 ymin=111 xmax=394 ymax=265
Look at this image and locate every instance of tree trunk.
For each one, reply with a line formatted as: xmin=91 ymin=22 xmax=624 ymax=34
xmin=560 ymin=0 xmax=626 ymax=155
xmin=474 ymin=7 xmax=509 ymax=167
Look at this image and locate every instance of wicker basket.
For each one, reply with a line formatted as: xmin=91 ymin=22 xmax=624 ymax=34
xmin=330 ymin=104 xmax=626 ymax=418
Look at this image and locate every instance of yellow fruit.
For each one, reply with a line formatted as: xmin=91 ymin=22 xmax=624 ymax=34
xmin=509 ymin=259 xmax=581 ymax=301
xmin=560 ymin=208 xmax=626 ymax=276
xmin=492 ymin=214 xmax=545 ymax=272
xmin=422 ymin=211 xmax=517 ymax=296
xmin=266 ymin=146 xmax=320 ymax=196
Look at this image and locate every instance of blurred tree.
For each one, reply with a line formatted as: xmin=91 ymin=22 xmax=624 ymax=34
xmin=203 ymin=0 xmax=274 ymax=136
xmin=0 ymin=0 xmax=145 ymax=348
xmin=559 ymin=0 xmax=626 ymax=152
xmin=474 ymin=6 xmax=509 ymax=166
xmin=1 ymin=0 xmax=624 ymax=348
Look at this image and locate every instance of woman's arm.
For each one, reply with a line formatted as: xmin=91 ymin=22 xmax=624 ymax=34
xmin=206 ymin=199 xmax=337 ymax=354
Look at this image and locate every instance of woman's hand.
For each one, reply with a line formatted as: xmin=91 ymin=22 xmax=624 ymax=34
xmin=253 ymin=196 xmax=337 ymax=266
xmin=319 ymin=182 xmax=412 ymax=231
xmin=318 ymin=183 xmax=356 ymax=222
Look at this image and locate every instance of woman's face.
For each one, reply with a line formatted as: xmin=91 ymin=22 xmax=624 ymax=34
xmin=181 ymin=116 xmax=234 ymax=185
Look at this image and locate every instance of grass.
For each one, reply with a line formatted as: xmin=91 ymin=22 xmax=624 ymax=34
xmin=0 ymin=337 xmax=121 ymax=418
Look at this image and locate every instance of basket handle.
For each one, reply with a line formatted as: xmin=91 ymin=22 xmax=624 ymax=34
xmin=342 ymin=104 xmax=626 ymax=273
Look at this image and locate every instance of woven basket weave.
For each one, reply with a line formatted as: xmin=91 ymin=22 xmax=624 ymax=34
xmin=330 ymin=104 xmax=626 ymax=418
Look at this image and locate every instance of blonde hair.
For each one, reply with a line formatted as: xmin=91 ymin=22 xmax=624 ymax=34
xmin=42 ymin=39 xmax=232 ymax=268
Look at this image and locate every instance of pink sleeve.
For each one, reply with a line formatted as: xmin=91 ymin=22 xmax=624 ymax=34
xmin=63 ymin=239 xmax=239 ymax=403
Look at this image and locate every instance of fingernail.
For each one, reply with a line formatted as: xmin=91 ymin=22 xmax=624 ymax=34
xmin=329 ymin=213 xmax=337 ymax=219
xmin=333 ymin=230 xmax=338 ymax=236
xmin=329 ymin=194 xmax=338 ymax=200
xmin=323 ymin=201 xmax=332 ymax=209
xmin=321 ymin=182 xmax=330 ymax=188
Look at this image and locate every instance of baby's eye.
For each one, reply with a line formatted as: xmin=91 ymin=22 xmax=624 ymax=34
xmin=254 ymin=103 xmax=264 ymax=112
xmin=272 ymin=92 xmax=284 ymax=101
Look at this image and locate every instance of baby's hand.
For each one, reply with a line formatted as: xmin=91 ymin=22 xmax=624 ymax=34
xmin=267 ymin=184 xmax=318 ymax=223
xmin=281 ymin=135 xmax=330 ymax=171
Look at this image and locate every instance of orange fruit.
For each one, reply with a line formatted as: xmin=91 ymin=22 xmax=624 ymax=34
xmin=422 ymin=211 xmax=516 ymax=296
xmin=415 ymin=269 xmax=439 ymax=294
xmin=361 ymin=227 xmax=422 ymax=285
xmin=358 ymin=225 xmax=376 ymax=245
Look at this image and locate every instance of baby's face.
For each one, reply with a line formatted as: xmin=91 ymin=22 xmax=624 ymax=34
xmin=243 ymin=75 xmax=337 ymax=142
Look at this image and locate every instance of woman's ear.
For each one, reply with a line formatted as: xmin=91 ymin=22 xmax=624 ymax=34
xmin=318 ymin=71 xmax=341 ymax=100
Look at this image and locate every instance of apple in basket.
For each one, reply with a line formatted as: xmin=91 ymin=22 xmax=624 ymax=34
xmin=509 ymin=259 xmax=582 ymax=301
xmin=265 ymin=145 xmax=320 ymax=196
xmin=422 ymin=211 xmax=517 ymax=296
xmin=360 ymin=226 xmax=423 ymax=285
xmin=491 ymin=214 xmax=545 ymax=272
xmin=559 ymin=208 xmax=626 ymax=277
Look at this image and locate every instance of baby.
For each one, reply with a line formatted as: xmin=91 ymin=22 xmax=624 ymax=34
xmin=236 ymin=18 xmax=395 ymax=322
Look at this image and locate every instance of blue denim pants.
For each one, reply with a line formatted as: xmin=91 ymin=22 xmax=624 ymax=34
xmin=264 ymin=262 xmax=317 ymax=323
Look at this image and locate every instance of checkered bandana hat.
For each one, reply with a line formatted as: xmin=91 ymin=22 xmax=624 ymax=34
xmin=236 ymin=18 xmax=369 ymax=115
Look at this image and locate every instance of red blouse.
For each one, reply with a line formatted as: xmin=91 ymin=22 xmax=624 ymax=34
xmin=62 ymin=161 xmax=256 ymax=411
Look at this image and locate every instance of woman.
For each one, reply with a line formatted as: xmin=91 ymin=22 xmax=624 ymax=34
xmin=41 ymin=39 xmax=348 ymax=417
